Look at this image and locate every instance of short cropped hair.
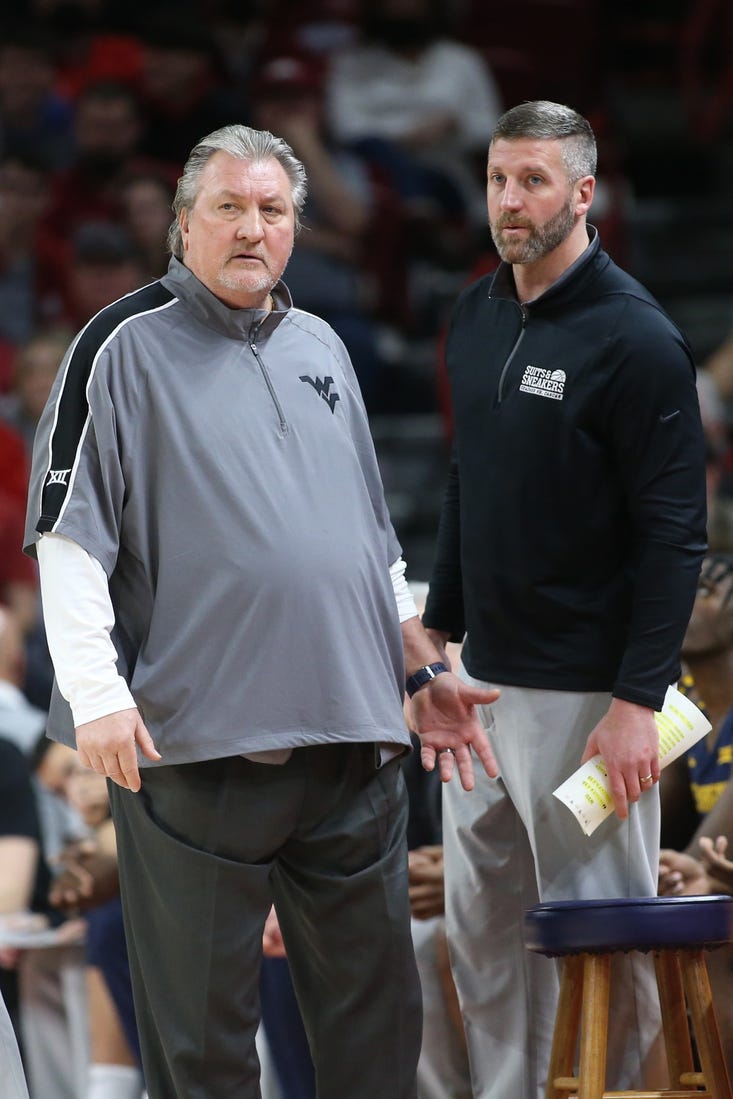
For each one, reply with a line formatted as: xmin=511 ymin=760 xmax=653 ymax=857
xmin=490 ymin=100 xmax=597 ymax=181
xmin=167 ymin=124 xmax=308 ymax=258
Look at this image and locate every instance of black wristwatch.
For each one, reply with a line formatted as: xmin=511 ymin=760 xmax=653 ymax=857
xmin=406 ymin=662 xmax=448 ymax=698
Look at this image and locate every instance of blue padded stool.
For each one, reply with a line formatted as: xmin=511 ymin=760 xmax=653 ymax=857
xmin=524 ymin=896 xmax=733 ymax=1099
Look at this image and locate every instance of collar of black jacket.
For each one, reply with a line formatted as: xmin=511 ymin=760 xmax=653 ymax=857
xmin=489 ymin=224 xmax=603 ymax=308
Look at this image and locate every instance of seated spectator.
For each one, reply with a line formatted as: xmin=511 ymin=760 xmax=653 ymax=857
xmin=0 ymin=426 xmax=38 ymax=637
xmin=703 ymin=429 xmax=733 ymax=555
xmin=326 ymin=0 xmax=502 ymax=227
xmin=120 ymin=174 xmax=174 ymax=283
xmin=208 ymin=0 xmax=273 ymax=103
xmin=681 ymin=0 xmax=733 ymax=146
xmin=0 ymin=731 xmax=47 ymax=1048
xmin=703 ymin=322 xmax=733 ymax=421
xmin=259 ymin=0 xmax=361 ymax=59
xmin=0 ymin=728 xmax=88 ymax=1099
xmin=0 ymin=737 xmax=46 ymax=919
xmin=32 ymin=740 xmax=92 ymax=864
xmin=62 ymin=221 xmax=145 ymax=330
xmin=659 ymin=553 xmax=733 ymax=865
xmin=0 ymin=606 xmax=46 ymax=758
xmin=250 ymin=51 xmax=384 ymax=407
xmin=137 ymin=16 xmax=235 ymax=172
xmin=0 ymin=417 xmax=29 ymax=510
xmin=35 ymin=0 xmax=144 ymax=104
xmin=44 ymin=80 xmax=170 ymax=242
xmin=0 ymin=25 xmax=74 ymax=171
xmin=0 ymin=153 xmax=70 ymax=376
xmin=51 ymin=770 xmax=145 ymax=1099
xmin=0 ymin=496 xmax=38 ymax=645
xmin=658 ymin=553 xmax=733 ymax=1077
xmin=0 ymin=416 xmax=54 ymax=710
xmin=0 ymin=329 xmax=70 ymax=461
xmin=4 ymin=712 xmax=140 ymax=1099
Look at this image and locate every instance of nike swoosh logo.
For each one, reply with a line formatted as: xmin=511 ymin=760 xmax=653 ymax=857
xmin=659 ymin=410 xmax=680 ymax=423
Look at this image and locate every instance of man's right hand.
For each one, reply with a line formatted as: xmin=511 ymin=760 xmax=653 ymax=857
xmin=411 ymin=673 xmax=500 ymax=790
xmin=75 ymin=708 xmax=160 ymax=792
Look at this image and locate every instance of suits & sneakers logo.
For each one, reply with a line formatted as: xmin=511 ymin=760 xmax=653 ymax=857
xmin=519 ymin=365 xmax=566 ymax=401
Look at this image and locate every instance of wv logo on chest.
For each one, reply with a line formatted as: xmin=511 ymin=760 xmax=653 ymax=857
xmin=299 ymin=374 xmax=340 ymax=413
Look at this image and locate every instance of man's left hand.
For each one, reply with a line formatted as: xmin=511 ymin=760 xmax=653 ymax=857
xmin=411 ymin=672 xmax=499 ymax=791
xmin=580 ymin=697 xmax=659 ymax=820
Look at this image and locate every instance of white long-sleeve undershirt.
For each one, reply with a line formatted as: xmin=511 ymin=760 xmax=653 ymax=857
xmin=37 ymin=533 xmax=418 ymax=728
xmin=37 ymin=534 xmax=136 ymax=727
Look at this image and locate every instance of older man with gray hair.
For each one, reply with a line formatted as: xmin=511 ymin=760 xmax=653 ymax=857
xmin=24 ymin=123 xmax=497 ymax=1098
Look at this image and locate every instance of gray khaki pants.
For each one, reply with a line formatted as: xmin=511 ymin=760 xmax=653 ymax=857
xmin=110 ymin=742 xmax=421 ymax=1099
xmin=1 ymin=991 xmax=29 ymax=1099
xmin=443 ymin=676 xmax=662 ymax=1099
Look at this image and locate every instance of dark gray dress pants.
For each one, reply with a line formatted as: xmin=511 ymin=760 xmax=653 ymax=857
xmin=109 ymin=742 xmax=421 ymax=1099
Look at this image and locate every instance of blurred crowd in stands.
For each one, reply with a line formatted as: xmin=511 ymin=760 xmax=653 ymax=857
xmin=2 ymin=0 xmax=733 ymax=1096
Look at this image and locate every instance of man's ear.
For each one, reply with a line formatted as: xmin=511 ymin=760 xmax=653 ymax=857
xmin=576 ymin=175 xmax=595 ymax=216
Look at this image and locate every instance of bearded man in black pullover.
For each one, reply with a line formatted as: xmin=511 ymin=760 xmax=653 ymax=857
xmin=411 ymin=100 xmax=707 ymax=1099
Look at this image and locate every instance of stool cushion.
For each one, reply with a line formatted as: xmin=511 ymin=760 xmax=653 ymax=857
xmin=524 ymin=895 xmax=733 ymax=956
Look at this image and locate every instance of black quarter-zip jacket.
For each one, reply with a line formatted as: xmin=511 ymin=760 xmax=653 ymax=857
xmin=423 ymin=229 xmax=707 ymax=710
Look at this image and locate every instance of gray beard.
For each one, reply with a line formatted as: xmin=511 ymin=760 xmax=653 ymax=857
xmin=217 ymin=269 xmax=275 ymax=296
xmin=217 ymin=245 xmax=293 ymax=298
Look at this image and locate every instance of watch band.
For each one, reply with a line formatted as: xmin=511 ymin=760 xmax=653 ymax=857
xmin=406 ymin=662 xmax=448 ymax=698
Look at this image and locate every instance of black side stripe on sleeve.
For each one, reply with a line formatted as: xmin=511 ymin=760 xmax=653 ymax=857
xmin=37 ymin=282 xmax=177 ymax=533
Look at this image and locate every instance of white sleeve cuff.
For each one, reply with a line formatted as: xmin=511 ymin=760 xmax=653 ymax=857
xmin=37 ymin=533 xmax=136 ymax=727
xmin=390 ymin=557 xmax=418 ymax=623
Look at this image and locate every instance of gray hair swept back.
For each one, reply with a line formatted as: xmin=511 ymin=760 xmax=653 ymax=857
xmin=490 ymin=100 xmax=597 ymax=181
xmin=167 ymin=124 xmax=308 ymax=258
